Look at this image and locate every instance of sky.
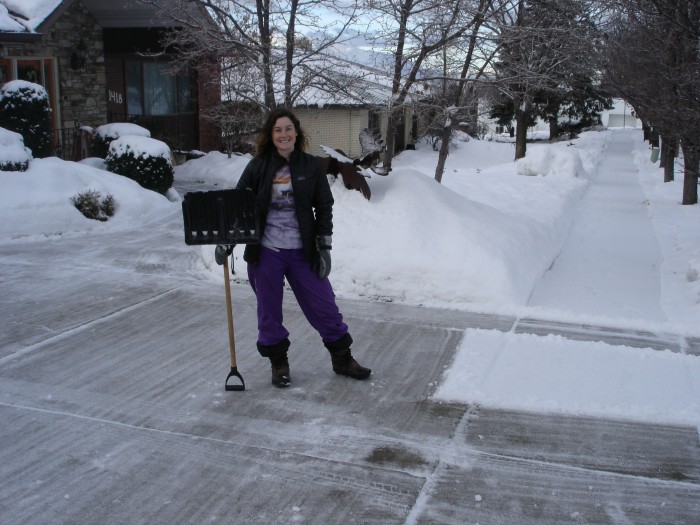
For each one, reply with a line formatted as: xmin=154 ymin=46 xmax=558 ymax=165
xmin=1 ymin=125 xmax=699 ymax=432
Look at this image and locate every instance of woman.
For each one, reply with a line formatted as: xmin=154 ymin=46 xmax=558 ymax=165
xmin=232 ymin=108 xmax=371 ymax=388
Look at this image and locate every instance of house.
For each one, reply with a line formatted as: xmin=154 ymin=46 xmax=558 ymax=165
xmin=0 ymin=0 xmax=221 ymax=159
xmin=269 ymin=54 xmax=417 ymax=160
xmin=602 ymin=99 xmax=642 ymax=129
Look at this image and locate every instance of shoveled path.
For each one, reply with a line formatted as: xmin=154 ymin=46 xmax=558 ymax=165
xmin=1 ymin=219 xmax=698 ymax=523
xmin=527 ymin=129 xmax=667 ymax=321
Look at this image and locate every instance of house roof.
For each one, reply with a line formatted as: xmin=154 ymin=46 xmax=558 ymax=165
xmin=0 ymin=0 xmax=189 ymax=38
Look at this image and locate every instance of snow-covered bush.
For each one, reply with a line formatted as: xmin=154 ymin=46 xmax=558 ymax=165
xmin=92 ymin=123 xmax=150 ymax=158
xmin=0 ymin=80 xmax=52 ymax=158
xmin=71 ymin=190 xmax=116 ymax=221
xmin=0 ymin=126 xmax=32 ymax=171
xmin=105 ymin=136 xmax=173 ymax=195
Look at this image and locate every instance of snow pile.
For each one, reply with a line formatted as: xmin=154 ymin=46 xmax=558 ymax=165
xmin=330 ymin=168 xmax=560 ymax=306
xmin=517 ymin=143 xmax=587 ymax=178
xmin=633 ymin=142 xmax=700 ymax=327
xmin=0 ymin=126 xmax=31 ymax=165
xmin=0 ymin=157 xmax=173 ymax=240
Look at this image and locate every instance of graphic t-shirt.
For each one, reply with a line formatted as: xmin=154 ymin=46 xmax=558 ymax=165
xmin=261 ymin=163 xmax=303 ymax=249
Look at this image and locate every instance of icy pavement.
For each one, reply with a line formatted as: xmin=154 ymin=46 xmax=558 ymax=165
xmin=1 ymin=228 xmax=699 ymax=524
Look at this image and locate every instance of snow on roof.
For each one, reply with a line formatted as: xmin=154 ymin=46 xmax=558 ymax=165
xmin=0 ymin=0 xmax=62 ymax=33
xmin=0 ymin=4 xmax=25 ymax=32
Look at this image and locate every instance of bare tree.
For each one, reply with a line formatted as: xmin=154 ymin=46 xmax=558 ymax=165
xmin=492 ymin=0 xmax=602 ymax=160
xmin=362 ymin=0 xmax=478 ymax=171
xmin=427 ymin=0 xmax=508 ymax=183
xmin=139 ymin=0 xmax=362 ymax=113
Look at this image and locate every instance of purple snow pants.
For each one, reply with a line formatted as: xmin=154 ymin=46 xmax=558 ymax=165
xmin=247 ymin=246 xmax=349 ymax=348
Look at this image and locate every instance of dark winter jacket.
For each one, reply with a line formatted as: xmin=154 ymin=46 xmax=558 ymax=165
xmin=236 ymin=149 xmax=333 ymax=266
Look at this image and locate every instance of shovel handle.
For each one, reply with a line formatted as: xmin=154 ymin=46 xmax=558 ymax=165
xmin=225 ymin=366 xmax=245 ymax=391
xmin=223 ymin=257 xmax=237 ymax=367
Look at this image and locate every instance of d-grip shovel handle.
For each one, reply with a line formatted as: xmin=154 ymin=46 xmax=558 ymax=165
xmin=225 ymin=366 xmax=245 ymax=391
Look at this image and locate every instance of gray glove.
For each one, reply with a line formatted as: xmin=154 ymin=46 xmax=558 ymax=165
xmin=214 ymin=245 xmax=233 ymax=265
xmin=315 ymin=236 xmax=332 ymax=279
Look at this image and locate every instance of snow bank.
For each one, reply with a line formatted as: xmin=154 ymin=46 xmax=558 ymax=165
xmin=517 ymin=144 xmax=587 ymax=178
xmin=0 ymin=126 xmax=31 ymax=165
xmin=0 ymin=157 xmax=173 ymax=240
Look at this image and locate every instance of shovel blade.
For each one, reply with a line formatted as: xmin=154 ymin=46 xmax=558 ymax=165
xmin=225 ymin=367 xmax=245 ymax=391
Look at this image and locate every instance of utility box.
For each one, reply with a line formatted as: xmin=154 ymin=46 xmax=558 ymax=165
xmin=650 ymin=147 xmax=660 ymax=163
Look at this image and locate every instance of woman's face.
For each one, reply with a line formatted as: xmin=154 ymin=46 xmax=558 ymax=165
xmin=272 ymin=116 xmax=297 ymax=159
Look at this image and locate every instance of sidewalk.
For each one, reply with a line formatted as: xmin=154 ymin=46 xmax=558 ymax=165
xmin=527 ymin=130 xmax=666 ymax=321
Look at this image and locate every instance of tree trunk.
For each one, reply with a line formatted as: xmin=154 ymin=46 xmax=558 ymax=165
xmin=434 ymin=123 xmax=452 ymax=183
xmin=514 ymin=107 xmax=528 ymax=160
xmin=663 ymin=136 xmax=676 ymax=182
xmin=681 ymin=139 xmax=698 ymax=205
xmin=549 ymin=117 xmax=558 ymax=140
xmin=659 ymin=136 xmax=666 ymax=169
xmin=650 ymin=127 xmax=660 ymax=148
xmin=382 ymin=110 xmax=396 ymax=171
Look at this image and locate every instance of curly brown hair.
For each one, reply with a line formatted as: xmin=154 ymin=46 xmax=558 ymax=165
xmin=254 ymin=108 xmax=309 ymax=157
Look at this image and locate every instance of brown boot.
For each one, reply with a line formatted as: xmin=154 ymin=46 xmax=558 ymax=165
xmin=328 ymin=348 xmax=371 ymax=380
xmin=269 ymin=354 xmax=291 ymax=388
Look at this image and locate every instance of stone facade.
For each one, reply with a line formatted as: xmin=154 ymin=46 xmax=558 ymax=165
xmin=50 ymin=2 xmax=107 ymax=130
xmin=1 ymin=1 xmax=107 ymax=132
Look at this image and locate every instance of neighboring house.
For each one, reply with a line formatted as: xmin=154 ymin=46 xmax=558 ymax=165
xmin=279 ymin=56 xmax=416 ymax=160
xmin=294 ymin=106 xmax=415 ymax=161
xmin=602 ymin=99 xmax=642 ymax=129
xmin=0 ymin=0 xmax=221 ymax=159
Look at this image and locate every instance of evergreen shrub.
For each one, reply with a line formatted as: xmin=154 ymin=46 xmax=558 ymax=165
xmin=0 ymin=81 xmax=52 ymax=158
xmin=105 ymin=137 xmax=173 ymax=195
xmin=71 ymin=190 xmax=116 ymax=221
xmin=92 ymin=123 xmax=150 ymax=158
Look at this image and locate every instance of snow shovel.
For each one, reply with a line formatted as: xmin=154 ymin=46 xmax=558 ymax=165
xmin=222 ymin=253 xmax=244 ymax=391
xmin=181 ymin=189 xmax=259 ymax=392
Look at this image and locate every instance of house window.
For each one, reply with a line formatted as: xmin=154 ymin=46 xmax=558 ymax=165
xmin=1 ymin=57 xmax=59 ymax=130
xmin=126 ymin=61 xmax=195 ymax=116
xmin=368 ymin=110 xmax=381 ymax=133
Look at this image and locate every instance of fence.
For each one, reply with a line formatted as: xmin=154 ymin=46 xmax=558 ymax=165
xmin=52 ymin=113 xmax=196 ymax=162
xmin=52 ymin=127 xmax=92 ymax=161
